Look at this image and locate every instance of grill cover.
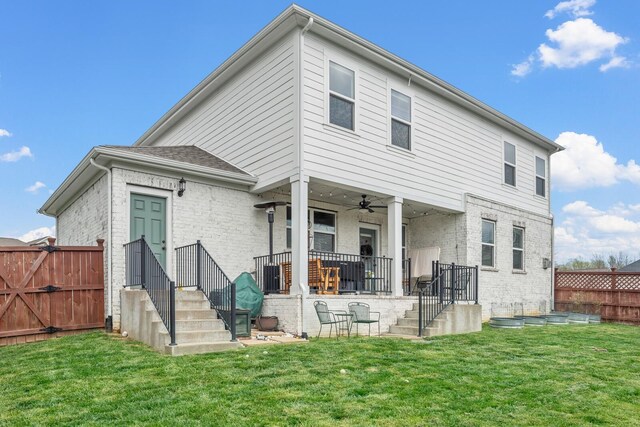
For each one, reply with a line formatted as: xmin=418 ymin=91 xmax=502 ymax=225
xmin=234 ymin=272 xmax=264 ymax=318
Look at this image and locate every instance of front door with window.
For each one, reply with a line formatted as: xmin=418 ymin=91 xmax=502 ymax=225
xmin=130 ymin=193 xmax=167 ymax=268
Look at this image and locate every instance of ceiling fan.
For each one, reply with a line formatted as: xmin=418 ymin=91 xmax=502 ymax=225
xmin=349 ymin=195 xmax=387 ymax=213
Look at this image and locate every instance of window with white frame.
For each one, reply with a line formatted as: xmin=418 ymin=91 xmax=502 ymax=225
xmin=312 ymin=209 xmax=336 ymax=252
xmin=535 ymin=156 xmax=546 ymax=197
xmin=286 ymin=207 xmax=337 ymax=252
xmin=329 ymin=61 xmax=355 ymax=130
xmin=482 ymin=220 xmax=495 ymax=267
xmin=504 ymin=142 xmax=516 ymax=186
xmin=513 ymin=227 xmax=524 ymax=271
xmin=391 ymin=89 xmax=411 ymax=150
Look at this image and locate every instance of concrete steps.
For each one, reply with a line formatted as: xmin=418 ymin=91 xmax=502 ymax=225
xmin=387 ymin=303 xmax=483 ymax=338
xmin=121 ymin=289 xmax=243 ymax=356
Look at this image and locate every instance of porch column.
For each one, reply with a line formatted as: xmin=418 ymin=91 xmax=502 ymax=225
xmin=290 ymin=175 xmax=309 ymax=295
xmin=387 ymin=196 xmax=404 ymax=296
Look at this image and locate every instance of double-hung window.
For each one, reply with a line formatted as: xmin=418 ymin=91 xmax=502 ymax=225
xmin=286 ymin=207 xmax=337 ymax=252
xmin=504 ymin=142 xmax=516 ymax=186
xmin=312 ymin=210 xmax=336 ymax=252
xmin=482 ymin=220 xmax=496 ymax=267
xmin=535 ymin=156 xmax=546 ymax=197
xmin=513 ymin=227 xmax=524 ymax=271
xmin=329 ymin=61 xmax=355 ymax=130
xmin=391 ymin=90 xmax=411 ymax=150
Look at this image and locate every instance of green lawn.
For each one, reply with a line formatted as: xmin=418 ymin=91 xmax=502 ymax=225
xmin=1 ymin=324 xmax=639 ymax=426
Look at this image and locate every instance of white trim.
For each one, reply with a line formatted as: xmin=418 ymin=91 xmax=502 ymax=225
xmin=512 ymin=226 xmax=525 ymax=272
xmin=325 ymin=52 xmax=359 ymax=134
xmin=388 ymin=87 xmax=413 ymax=152
xmin=534 ymin=154 xmax=547 ymax=199
xmin=503 ymin=140 xmax=517 ymax=188
xmin=359 ymin=223 xmax=381 ymax=257
xmin=125 ymin=184 xmax=174 ymax=278
xmin=481 ymin=219 xmax=496 ymax=268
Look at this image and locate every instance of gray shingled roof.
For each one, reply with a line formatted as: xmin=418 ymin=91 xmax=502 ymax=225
xmin=619 ymin=259 xmax=640 ymax=272
xmin=101 ymin=146 xmax=250 ymax=175
xmin=0 ymin=237 xmax=27 ymax=246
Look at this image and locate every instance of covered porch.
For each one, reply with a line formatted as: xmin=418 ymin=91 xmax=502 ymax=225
xmin=252 ymin=176 xmax=465 ymax=299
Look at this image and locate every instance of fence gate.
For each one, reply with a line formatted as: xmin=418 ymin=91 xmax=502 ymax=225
xmin=0 ymin=238 xmax=104 ymax=346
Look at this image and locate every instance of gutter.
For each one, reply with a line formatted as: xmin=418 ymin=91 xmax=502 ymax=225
xmin=90 ymin=159 xmax=113 ymax=332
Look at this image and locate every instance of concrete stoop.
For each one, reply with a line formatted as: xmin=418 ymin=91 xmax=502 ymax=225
xmin=120 ymin=289 xmax=243 ymax=356
xmin=387 ymin=302 xmax=482 ymax=338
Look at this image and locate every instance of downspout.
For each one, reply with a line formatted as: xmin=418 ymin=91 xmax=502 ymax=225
xmin=298 ymin=16 xmax=313 ymax=336
xmin=549 ymin=145 xmax=561 ymax=313
xmin=90 ymin=158 xmax=113 ymax=332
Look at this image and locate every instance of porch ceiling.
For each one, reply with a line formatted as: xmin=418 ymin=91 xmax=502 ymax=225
xmin=266 ymin=181 xmax=448 ymax=219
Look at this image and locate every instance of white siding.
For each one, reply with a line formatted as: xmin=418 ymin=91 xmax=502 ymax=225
xmin=302 ymin=34 xmax=551 ymax=216
xmin=150 ymin=35 xmax=298 ymax=187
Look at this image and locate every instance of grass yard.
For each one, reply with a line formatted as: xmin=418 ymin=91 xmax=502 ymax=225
xmin=1 ymin=324 xmax=639 ymax=426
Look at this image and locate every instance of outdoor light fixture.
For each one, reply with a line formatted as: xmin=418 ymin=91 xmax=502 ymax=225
xmin=177 ymin=178 xmax=186 ymax=197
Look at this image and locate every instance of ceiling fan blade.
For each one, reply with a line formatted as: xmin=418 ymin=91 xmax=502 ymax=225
xmin=368 ymin=207 xmax=375 ymax=213
xmin=368 ymin=205 xmax=387 ymax=208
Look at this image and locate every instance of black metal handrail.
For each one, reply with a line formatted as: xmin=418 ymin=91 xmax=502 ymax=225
xmin=310 ymin=250 xmax=392 ymax=294
xmin=418 ymin=261 xmax=478 ymax=337
xmin=253 ymin=251 xmax=292 ymax=294
xmin=176 ymin=241 xmax=237 ymax=341
xmin=402 ymin=258 xmax=412 ymax=295
xmin=124 ymin=236 xmax=176 ymax=346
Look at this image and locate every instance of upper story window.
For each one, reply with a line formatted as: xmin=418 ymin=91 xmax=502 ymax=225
xmin=482 ymin=220 xmax=495 ymax=267
xmin=391 ymin=90 xmax=411 ymax=150
xmin=504 ymin=142 xmax=516 ymax=187
xmin=513 ymin=227 xmax=524 ymax=271
xmin=329 ymin=61 xmax=355 ymax=130
xmin=535 ymin=156 xmax=546 ymax=197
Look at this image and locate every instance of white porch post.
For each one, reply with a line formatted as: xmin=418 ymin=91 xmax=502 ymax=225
xmin=388 ymin=196 xmax=404 ymax=296
xmin=290 ymin=175 xmax=309 ymax=295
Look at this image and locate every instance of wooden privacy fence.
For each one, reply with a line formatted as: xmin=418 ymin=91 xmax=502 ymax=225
xmin=0 ymin=238 xmax=104 ymax=346
xmin=554 ymin=268 xmax=640 ymax=324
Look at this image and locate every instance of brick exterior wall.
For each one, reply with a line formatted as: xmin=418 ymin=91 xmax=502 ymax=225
xmin=464 ymin=194 xmax=553 ymax=320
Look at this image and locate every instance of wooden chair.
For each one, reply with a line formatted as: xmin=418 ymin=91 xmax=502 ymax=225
xmin=281 ymin=259 xmax=340 ymax=294
xmin=309 ymin=258 xmax=340 ymax=294
xmin=280 ymin=262 xmax=292 ymax=294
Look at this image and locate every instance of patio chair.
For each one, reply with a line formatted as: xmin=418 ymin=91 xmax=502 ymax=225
xmin=408 ymin=247 xmax=440 ymax=295
xmin=348 ymin=302 xmax=381 ymax=337
xmin=313 ymin=301 xmax=341 ymax=339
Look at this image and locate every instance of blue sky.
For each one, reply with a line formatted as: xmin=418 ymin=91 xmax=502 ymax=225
xmin=1 ymin=1 xmax=639 ymax=262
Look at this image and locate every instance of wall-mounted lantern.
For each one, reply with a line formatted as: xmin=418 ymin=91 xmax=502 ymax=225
xmin=178 ymin=178 xmax=186 ymax=197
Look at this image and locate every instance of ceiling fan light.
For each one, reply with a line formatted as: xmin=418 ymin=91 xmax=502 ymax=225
xmin=359 ymin=208 xmax=369 ymax=213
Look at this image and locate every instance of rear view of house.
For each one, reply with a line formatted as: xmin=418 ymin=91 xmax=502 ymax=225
xmin=40 ymin=6 xmax=562 ymax=346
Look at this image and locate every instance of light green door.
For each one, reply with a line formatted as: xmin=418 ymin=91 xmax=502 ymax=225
xmin=130 ymin=193 xmax=167 ymax=268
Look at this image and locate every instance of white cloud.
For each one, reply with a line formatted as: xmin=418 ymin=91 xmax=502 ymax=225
xmin=18 ymin=226 xmax=56 ymax=242
xmin=0 ymin=146 xmax=33 ymax=162
xmin=511 ymin=55 xmax=535 ymax=77
xmin=545 ymin=0 xmax=596 ymax=19
xmin=555 ymin=201 xmax=640 ymax=262
xmin=562 ymin=200 xmax=602 ymax=217
xmin=512 ymin=2 xmax=633 ymax=76
xmin=0 ymin=129 xmax=12 ymax=138
xmin=25 ymin=181 xmax=47 ymax=194
xmin=538 ymin=18 xmax=628 ymax=69
xmin=599 ymin=55 xmax=630 ymax=72
xmin=551 ymin=132 xmax=640 ymax=191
